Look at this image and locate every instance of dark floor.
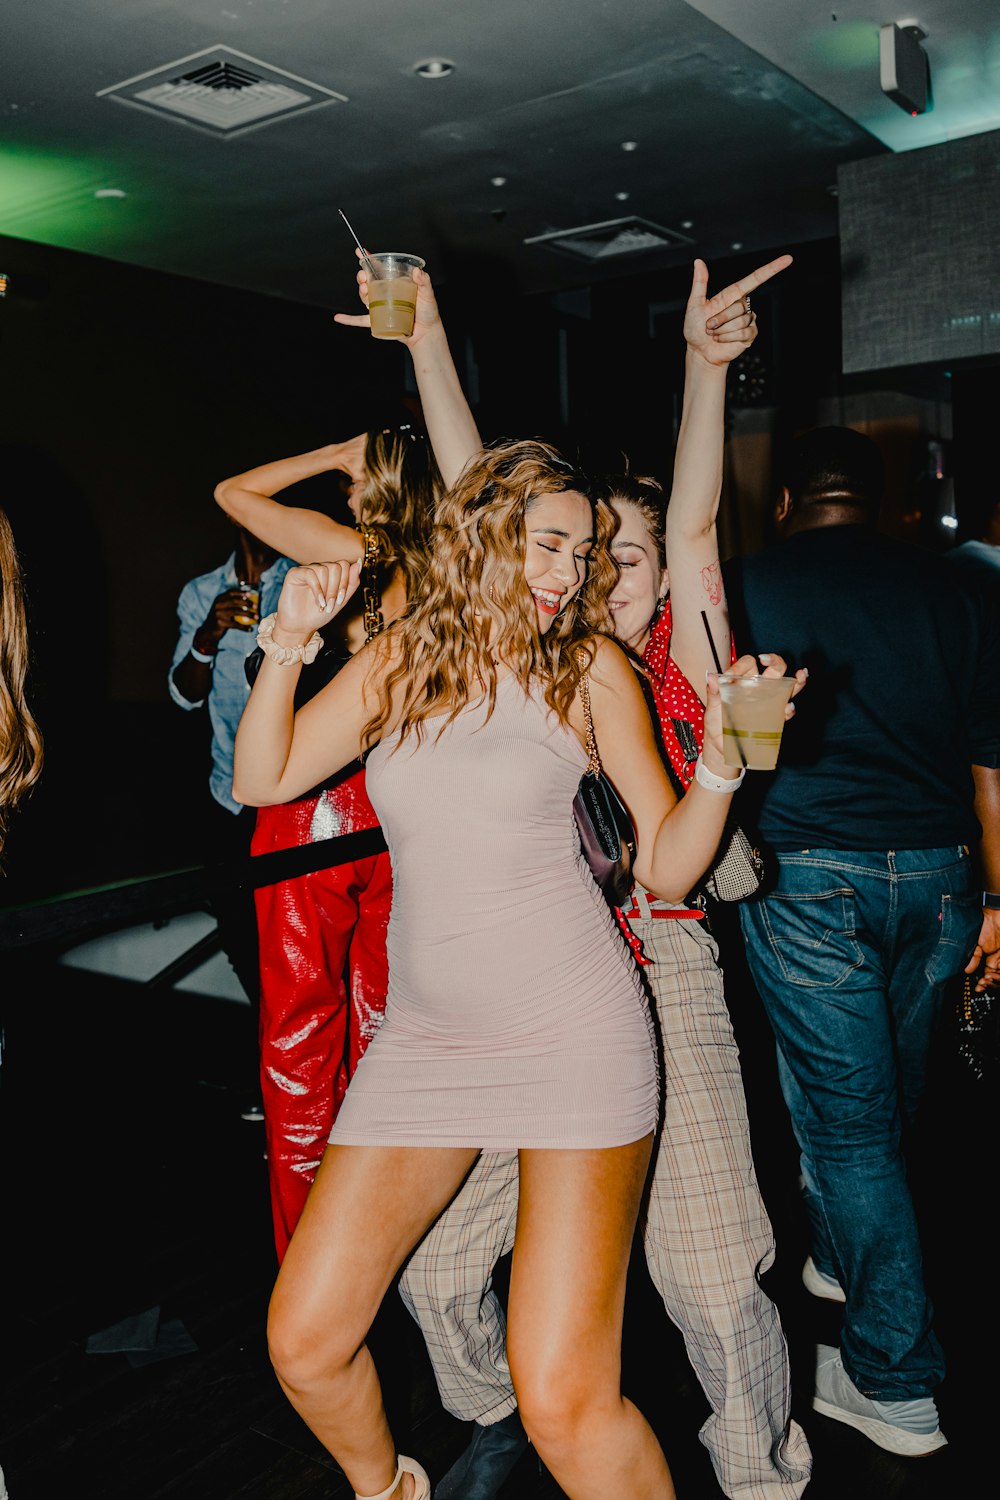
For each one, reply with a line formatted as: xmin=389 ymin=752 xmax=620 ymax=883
xmin=0 ymin=920 xmax=992 ymax=1499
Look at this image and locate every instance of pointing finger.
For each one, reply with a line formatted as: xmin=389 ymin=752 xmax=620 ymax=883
xmin=707 ymin=252 xmax=793 ymax=315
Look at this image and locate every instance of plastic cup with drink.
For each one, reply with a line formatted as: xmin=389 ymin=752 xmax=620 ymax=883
xmin=336 ymin=211 xmax=424 ymax=340
xmin=366 ymin=252 xmax=425 ymax=338
xmin=717 ymin=673 xmax=795 ymax=770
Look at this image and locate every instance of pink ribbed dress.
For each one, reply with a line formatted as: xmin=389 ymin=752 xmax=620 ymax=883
xmin=328 ymin=674 xmax=659 ymax=1149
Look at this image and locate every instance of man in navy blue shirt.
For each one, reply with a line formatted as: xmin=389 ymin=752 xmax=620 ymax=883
xmin=726 ymin=427 xmax=1000 ymax=1458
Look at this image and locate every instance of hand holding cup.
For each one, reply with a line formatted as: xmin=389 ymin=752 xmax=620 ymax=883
xmin=703 ymin=652 xmax=807 ymax=772
xmin=334 ymin=248 xmax=441 ymax=347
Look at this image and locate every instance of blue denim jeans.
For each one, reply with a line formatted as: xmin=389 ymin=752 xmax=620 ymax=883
xmin=739 ymin=846 xmax=980 ymax=1400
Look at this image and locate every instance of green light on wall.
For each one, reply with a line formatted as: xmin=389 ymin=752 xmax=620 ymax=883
xmin=809 ymin=21 xmax=879 ymax=70
xmin=0 ymin=145 xmax=130 ymax=246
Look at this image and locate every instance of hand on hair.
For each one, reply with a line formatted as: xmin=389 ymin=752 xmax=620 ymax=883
xmin=334 ymin=249 xmax=443 ymax=348
xmin=327 ymin=432 xmax=367 ymax=482
xmin=684 ymin=253 xmax=793 ymax=369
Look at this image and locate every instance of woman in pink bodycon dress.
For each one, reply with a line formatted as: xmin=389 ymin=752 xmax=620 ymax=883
xmin=233 ymin=417 xmax=768 ymax=1500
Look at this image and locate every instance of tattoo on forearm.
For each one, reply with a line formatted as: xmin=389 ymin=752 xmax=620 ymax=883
xmin=701 ymin=562 xmax=723 ymax=606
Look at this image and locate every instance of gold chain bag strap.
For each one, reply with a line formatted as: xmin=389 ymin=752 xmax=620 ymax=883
xmin=572 ymin=667 xmax=637 ymax=909
xmin=361 ymin=527 xmax=385 ymax=642
xmin=956 ymin=972 xmax=999 ymax=1084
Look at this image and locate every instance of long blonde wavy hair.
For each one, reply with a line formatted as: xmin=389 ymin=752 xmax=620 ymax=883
xmin=0 ymin=507 xmax=44 ymax=857
xmin=363 ymin=438 xmax=619 ymax=750
xmin=359 ymin=425 xmax=443 ymax=600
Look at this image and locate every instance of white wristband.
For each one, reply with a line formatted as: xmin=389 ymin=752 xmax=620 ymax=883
xmin=256 ymin=612 xmax=323 ymax=667
xmin=694 ymin=755 xmax=745 ymax=793
xmin=190 ymin=646 xmax=217 ymax=665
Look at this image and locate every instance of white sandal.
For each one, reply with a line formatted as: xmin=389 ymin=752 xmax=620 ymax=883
xmin=354 ymin=1454 xmax=431 ymax=1500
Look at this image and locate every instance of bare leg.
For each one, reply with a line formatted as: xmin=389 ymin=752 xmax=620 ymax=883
xmin=268 ymin=1141 xmax=479 ymax=1497
xmin=507 ymin=1138 xmax=676 ymax=1500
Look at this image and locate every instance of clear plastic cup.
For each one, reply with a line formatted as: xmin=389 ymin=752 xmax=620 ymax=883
xmin=367 ymin=252 xmax=425 ymax=338
xmin=717 ymin=673 xmax=795 ymax=770
xmin=234 ymin=583 xmax=260 ymax=629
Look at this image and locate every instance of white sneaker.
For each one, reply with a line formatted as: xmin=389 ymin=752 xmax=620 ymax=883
xmin=802 ymin=1255 xmax=846 ymax=1302
xmin=813 ymin=1344 xmax=947 ymax=1457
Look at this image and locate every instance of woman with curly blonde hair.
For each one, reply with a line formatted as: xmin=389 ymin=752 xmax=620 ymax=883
xmin=0 ymin=506 xmax=43 ymax=859
xmin=232 ymin=339 xmax=764 ymax=1498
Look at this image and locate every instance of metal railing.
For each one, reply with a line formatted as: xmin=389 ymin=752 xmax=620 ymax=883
xmin=0 ymin=826 xmax=389 ymax=954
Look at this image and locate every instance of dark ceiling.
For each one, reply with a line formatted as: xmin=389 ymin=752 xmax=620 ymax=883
xmin=3 ymin=1 xmax=998 ymax=308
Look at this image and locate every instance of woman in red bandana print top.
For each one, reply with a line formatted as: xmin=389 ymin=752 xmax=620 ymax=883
xmin=581 ymin=253 xmax=813 ymax=1500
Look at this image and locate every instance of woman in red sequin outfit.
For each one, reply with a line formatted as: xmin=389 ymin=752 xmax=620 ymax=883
xmin=215 ymin=427 xmax=442 ymax=1256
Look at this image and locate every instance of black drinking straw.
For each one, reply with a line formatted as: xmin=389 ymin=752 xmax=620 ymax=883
xmin=702 ymin=610 xmax=747 ymax=768
xmin=701 ymin=610 xmax=724 ymax=675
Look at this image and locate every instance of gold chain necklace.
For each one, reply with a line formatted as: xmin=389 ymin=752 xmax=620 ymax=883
xmin=361 ymin=528 xmax=385 ymax=642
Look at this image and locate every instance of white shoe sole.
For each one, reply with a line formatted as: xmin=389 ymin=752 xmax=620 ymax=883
xmin=802 ymin=1255 xmax=846 ymax=1303
xmin=812 ymin=1395 xmax=948 ymax=1456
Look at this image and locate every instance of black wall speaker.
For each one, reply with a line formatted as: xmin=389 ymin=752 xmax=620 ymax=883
xmin=879 ymin=22 xmax=929 ymax=115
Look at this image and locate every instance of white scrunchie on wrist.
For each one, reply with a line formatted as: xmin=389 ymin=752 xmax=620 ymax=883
xmin=257 ymin=612 xmax=323 ymax=666
xmin=694 ymin=755 xmax=745 ymax=793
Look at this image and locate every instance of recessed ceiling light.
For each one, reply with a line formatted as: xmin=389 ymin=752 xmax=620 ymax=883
xmin=614 ymin=191 xmax=630 ymax=201
xmin=730 ymin=241 xmax=743 ymax=250
xmin=94 ymin=188 xmax=127 ymax=199
xmin=491 ymin=175 xmax=507 ymax=187
xmin=620 ymin=140 xmax=638 ymax=152
xmin=681 ymin=219 xmax=694 ymax=229
xmin=414 ymin=58 xmax=455 ymax=79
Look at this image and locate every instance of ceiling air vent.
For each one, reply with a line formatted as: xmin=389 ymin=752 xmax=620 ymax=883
xmin=97 ymin=46 xmax=347 ymax=138
xmin=524 ymin=216 xmax=695 ymax=262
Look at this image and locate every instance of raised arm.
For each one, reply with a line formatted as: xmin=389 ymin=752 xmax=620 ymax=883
xmin=581 ymin=639 xmax=730 ymax=901
xmin=214 ymin=439 xmax=367 ymax=564
xmin=233 ymin=558 xmax=379 ymax=806
xmin=335 ymin=256 xmax=482 ymax=490
xmin=666 ymin=253 xmax=792 ymax=694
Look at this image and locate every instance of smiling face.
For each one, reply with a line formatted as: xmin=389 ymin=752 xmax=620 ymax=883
xmin=608 ymin=499 xmax=668 ymax=651
xmin=522 ymin=489 xmax=594 ymax=633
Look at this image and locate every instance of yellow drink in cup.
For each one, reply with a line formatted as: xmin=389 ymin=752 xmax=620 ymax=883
xmin=718 ymin=674 xmax=796 ymax=770
xmin=367 ymin=252 xmax=425 ymax=338
xmin=234 ymin=584 xmax=260 ymax=629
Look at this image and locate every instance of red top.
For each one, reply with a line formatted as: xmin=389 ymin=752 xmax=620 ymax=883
xmin=612 ymin=601 xmax=710 ymax=953
xmin=640 ymin=599 xmax=706 ymax=789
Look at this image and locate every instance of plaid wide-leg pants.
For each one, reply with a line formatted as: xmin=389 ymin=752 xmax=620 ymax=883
xmin=400 ymin=902 xmax=811 ymax=1499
